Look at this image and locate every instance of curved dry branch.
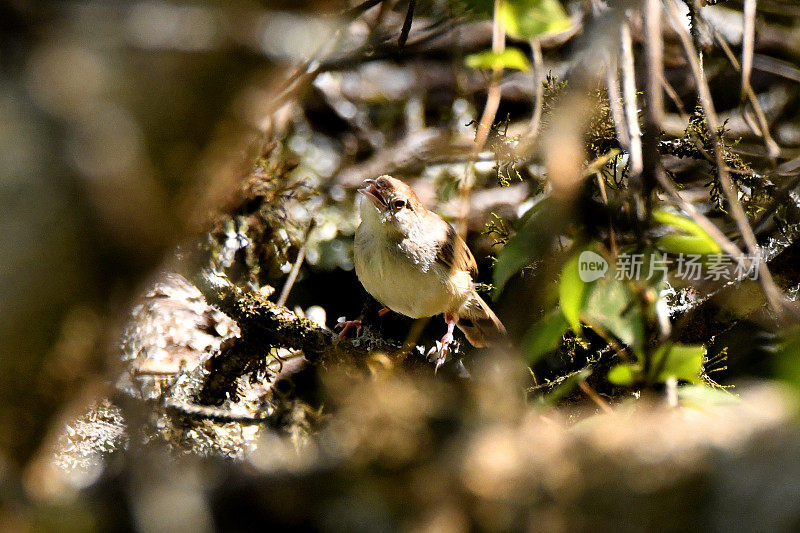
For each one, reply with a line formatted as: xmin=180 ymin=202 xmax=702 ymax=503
xmin=664 ymin=0 xmax=790 ymax=318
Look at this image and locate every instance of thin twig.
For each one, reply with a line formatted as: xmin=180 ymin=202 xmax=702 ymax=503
xmin=265 ymin=16 xmax=356 ymax=119
xmin=340 ymin=0 xmax=384 ymax=20
xmin=643 ymin=0 xmax=664 ymax=129
xmin=620 ymin=21 xmax=642 ymax=176
xmin=751 ymin=54 xmax=800 ymax=84
xmin=272 ymin=0 xmax=378 ymax=103
xmin=582 ymin=317 xmax=632 ymax=364
xmin=642 ymin=0 xmax=664 ymax=223
xmin=398 ymin=0 xmax=417 ymax=49
xmin=664 ymin=377 xmax=678 ymax=408
xmin=457 ymin=0 xmax=504 ymax=237
xmin=277 ymin=243 xmax=307 ymax=307
xmin=605 ymin=57 xmax=629 ymax=150
xmin=620 ymin=20 xmax=644 ymax=219
xmin=320 ymin=17 xmax=462 ymax=71
xmin=709 ymin=25 xmax=780 ymax=162
xmin=664 ymin=0 xmax=787 ymax=317
xmin=673 ymin=232 xmax=800 ymax=345
xmin=164 ymin=398 xmax=272 ymax=425
xmin=741 ymin=0 xmax=757 ymax=101
xmin=661 ymin=77 xmax=687 ymax=118
xmin=578 ymin=379 xmax=614 ymax=415
xmin=528 ymin=38 xmax=545 ymax=139
xmin=596 ymin=172 xmax=618 ymax=256
xmin=276 ymin=221 xmax=316 ymax=307
xmin=513 ymin=38 xmax=545 ymax=161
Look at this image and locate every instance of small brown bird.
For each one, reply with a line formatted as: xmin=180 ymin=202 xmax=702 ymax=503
xmin=339 ymin=175 xmax=505 ymax=368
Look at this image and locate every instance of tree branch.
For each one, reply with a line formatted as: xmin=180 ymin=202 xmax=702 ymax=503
xmin=194 ymin=271 xmax=406 ymax=404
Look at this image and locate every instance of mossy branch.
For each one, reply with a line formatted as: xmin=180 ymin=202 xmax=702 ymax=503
xmin=193 ymin=270 xmax=404 ymax=405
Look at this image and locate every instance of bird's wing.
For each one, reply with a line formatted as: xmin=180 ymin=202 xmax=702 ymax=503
xmin=436 ymin=223 xmax=478 ymax=278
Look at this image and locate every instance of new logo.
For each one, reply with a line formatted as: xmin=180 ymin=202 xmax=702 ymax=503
xmin=578 ymin=250 xmax=609 ymax=282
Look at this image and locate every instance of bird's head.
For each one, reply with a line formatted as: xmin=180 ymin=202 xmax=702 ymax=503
xmin=358 ymin=175 xmax=423 ymax=234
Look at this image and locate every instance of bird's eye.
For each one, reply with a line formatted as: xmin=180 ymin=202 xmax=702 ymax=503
xmin=392 ymin=199 xmax=406 ymax=209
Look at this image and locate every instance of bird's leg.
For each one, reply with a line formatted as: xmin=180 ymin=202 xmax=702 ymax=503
xmin=335 ymin=317 xmax=362 ymax=341
xmin=427 ymin=314 xmax=457 ymax=371
xmin=335 ymin=301 xmax=391 ymax=341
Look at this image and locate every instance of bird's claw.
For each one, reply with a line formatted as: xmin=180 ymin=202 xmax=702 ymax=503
xmin=427 ymin=332 xmax=455 ymax=372
xmin=335 ymin=317 xmax=362 ymax=342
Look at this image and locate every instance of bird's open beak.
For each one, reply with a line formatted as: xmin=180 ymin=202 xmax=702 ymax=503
xmin=358 ymin=179 xmax=387 ymax=210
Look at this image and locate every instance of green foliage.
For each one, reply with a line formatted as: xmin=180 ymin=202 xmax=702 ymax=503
xmin=483 ymin=212 xmax=511 ymax=247
xmin=465 ymin=48 xmax=532 ymax=71
xmin=657 ymin=235 xmax=719 ymax=256
xmin=559 ymin=251 xmax=586 ymax=335
xmin=677 ymin=384 xmax=738 ymax=409
xmin=653 ymin=209 xmax=709 ymax=236
xmin=475 ymin=282 xmax=496 ymax=294
xmin=535 ymin=244 xmax=708 ymax=389
xmin=652 ymin=343 xmax=706 ymax=384
xmin=773 ymin=327 xmax=800 ymax=389
xmin=500 ymin=0 xmax=572 ymax=40
xmin=608 ymin=344 xmax=706 ymax=386
xmin=523 ymin=244 xmax=652 ymax=369
xmin=583 ymin=275 xmax=645 ymax=356
xmin=492 ymin=198 xmax=554 ymax=296
xmin=652 ymin=209 xmax=721 ymax=255
xmin=608 ymin=363 xmax=637 ymax=386
xmin=522 ymin=307 xmax=569 ymax=364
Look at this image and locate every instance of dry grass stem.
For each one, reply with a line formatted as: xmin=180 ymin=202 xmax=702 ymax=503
xmin=664 ymin=0 xmax=788 ymax=316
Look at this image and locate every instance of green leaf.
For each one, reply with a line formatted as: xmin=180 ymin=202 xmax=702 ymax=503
xmin=652 ymin=209 xmax=704 ymax=234
xmin=521 ymin=307 xmax=569 ymax=364
xmin=652 ymin=344 xmax=706 ymax=384
xmin=656 ymin=234 xmax=721 ymax=256
xmin=492 ymin=198 xmax=555 ymax=296
xmin=500 ymin=0 xmax=572 ymax=40
xmin=653 ymin=209 xmax=721 ymax=255
xmin=583 ymin=276 xmax=645 ymax=356
xmin=559 ymin=251 xmax=586 ymax=335
xmin=465 ymin=48 xmax=531 ymax=71
xmin=774 ymin=327 xmax=800 ymax=389
xmin=677 ymin=385 xmax=739 ymax=409
xmin=608 ymin=363 xmax=638 ymax=386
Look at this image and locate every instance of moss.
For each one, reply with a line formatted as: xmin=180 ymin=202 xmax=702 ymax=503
xmin=659 ymin=107 xmax=775 ymax=215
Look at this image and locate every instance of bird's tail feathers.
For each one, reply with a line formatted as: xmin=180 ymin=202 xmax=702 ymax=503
xmin=456 ymin=292 xmax=506 ymax=348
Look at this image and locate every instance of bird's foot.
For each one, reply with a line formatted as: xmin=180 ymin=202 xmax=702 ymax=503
xmin=427 ymin=330 xmax=456 ymax=372
xmin=334 ymin=317 xmax=362 ymax=342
